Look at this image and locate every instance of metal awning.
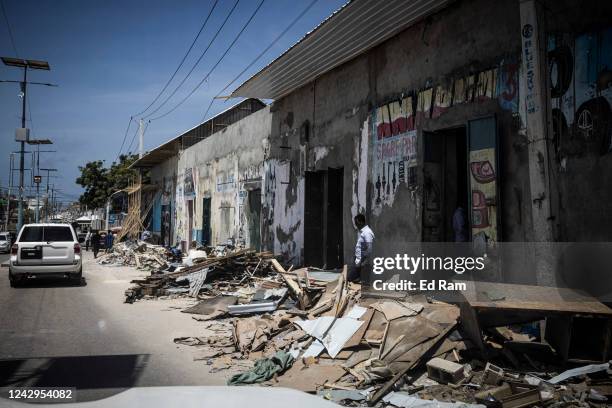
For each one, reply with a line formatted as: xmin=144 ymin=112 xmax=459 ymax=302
xmin=231 ymin=0 xmax=452 ymax=100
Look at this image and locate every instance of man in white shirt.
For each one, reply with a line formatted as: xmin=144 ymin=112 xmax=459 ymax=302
xmin=349 ymin=214 xmax=375 ymax=282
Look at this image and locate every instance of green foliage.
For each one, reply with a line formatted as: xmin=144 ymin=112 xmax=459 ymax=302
xmin=76 ymin=154 xmax=138 ymax=209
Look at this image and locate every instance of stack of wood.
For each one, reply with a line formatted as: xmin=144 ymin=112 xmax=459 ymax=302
xmin=124 ymin=249 xmax=279 ymax=302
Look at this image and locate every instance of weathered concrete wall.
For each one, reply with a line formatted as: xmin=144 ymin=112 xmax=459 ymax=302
xmin=265 ymin=0 xmax=530 ymax=270
xmin=174 ymin=106 xmax=271 ymax=248
xmin=150 ymin=156 xmax=178 ymax=245
xmin=543 ymin=18 xmax=612 ymax=241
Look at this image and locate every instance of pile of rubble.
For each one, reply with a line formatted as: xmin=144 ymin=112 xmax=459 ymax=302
xmin=123 ymin=248 xmax=280 ymax=302
xmin=97 ymin=240 xmax=170 ymax=271
xmin=118 ymin=248 xmax=612 ymax=406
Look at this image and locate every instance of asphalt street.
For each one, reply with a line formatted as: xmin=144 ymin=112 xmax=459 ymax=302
xmin=0 ymin=251 xmax=227 ymax=403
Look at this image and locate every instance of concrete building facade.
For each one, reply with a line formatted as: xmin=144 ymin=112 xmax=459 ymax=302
xmin=134 ymin=0 xmax=612 ymax=287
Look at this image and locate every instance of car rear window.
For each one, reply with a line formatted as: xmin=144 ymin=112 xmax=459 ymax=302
xmin=44 ymin=226 xmax=74 ymax=242
xmin=20 ymin=226 xmax=43 ymax=242
xmin=0 ymin=235 xmax=6 ymax=241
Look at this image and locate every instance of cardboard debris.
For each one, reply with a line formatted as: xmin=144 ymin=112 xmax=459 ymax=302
xmin=112 ymin=246 xmax=612 ymax=407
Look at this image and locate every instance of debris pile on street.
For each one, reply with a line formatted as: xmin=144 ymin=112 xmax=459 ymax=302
xmin=117 ymin=249 xmax=612 ymax=406
xmin=96 ymin=240 xmax=170 ymax=271
xmin=123 ymin=248 xmax=280 ymax=303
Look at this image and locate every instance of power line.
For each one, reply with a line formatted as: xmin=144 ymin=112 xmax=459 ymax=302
xmin=150 ymin=0 xmax=266 ymax=122
xmin=116 ymin=1 xmax=221 ymax=160
xmin=125 ymin=122 xmax=141 ymax=156
xmin=1 ymin=0 xmax=37 ymax=138
xmin=0 ymin=0 xmax=18 ymax=56
xmin=142 ymin=0 xmax=241 ymax=120
xmin=201 ymin=0 xmax=319 ymax=121
xmin=115 ymin=117 xmax=133 ymax=162
xmin=132 ymin=0 xmax=220 ymax=118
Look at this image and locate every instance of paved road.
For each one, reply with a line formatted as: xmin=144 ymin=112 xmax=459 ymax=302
xmin=0 ymin=251 xmax=225 ymax=402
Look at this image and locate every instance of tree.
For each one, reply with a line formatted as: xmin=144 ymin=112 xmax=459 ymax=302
xmin=76 ymin=154 xmax=138 ymax=210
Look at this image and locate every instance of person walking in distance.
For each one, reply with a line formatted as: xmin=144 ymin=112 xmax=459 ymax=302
xmin=85 ymin=230 xmax=92 ymax=252
xmin=105 ymin=230 xmax=114 ymax=253
xmin=91 ymin=230 xmax=101 ymax=259
xmin=349 ymin=214 xmax=375 ymax=283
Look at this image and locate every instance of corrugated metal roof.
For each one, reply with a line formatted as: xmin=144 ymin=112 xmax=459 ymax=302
xmin=231 ymin=0 xmax=452 ymax=100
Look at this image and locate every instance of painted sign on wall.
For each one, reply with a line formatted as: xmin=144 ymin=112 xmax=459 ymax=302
xmin=184 ymin=168 xmax=195 ymax=199
xmin=371 ymin=126 xmax=417 ymax=208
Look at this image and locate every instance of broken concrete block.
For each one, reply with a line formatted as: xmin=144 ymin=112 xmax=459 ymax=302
xmin=482 ymin=362 xmax=504 ymax=385
xmin=426 ymin=357 xmax=464 ymax=384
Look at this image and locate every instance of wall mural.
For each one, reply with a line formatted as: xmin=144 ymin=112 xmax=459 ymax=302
xmin=469 ymin=148 xmax=498 ymax=246
xmin=548 ymin=28 xmax=612 ymax=157
xmin=370 ymin=58 xmax=519 ymax=212
xmin=371 ymin=120 xmax=418 ymax=209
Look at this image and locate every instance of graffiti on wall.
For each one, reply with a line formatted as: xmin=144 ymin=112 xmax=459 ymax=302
xmin=548 ymin=28 xmax=612 ymax=156
xmin=469 ymin=148 xmax=498 ymax=246
xmin=369 ymin=57 xmax=518 ymax=215
xmin=371 ymin=119 xmax=418 ymax=211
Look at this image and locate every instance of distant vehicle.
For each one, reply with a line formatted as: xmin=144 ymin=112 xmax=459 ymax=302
xmin=8 ymin=223 xmax=82 ymax=287
xmin=0 ymin=232 xmax=11 ymax=253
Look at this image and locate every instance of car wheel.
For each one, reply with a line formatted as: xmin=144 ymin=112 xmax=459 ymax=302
xmin=9 ymin=274 xmax=20 ymax=288
xmin=72 ymin=269 xmax=83 ymax=284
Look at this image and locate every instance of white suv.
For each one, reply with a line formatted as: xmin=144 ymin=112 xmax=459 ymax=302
xmin=9 ymin=223 xmax=82 ymax=287
xmin=0 ymin=232 xmax=11 ymax=253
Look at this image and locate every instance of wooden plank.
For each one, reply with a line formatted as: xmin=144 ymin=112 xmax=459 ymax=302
xmin=459 ymin=280 xmax=612 ymax=315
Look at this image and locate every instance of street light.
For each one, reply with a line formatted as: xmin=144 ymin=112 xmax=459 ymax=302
xmin=28 ymin=139 xmax=53 ymax=222
xmin=1 ymin=56 xmax=53 ymax=232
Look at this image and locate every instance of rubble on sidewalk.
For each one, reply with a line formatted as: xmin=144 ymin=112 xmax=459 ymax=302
xmin=97 ymin=240 xmax=170 ymax=271
xmin=115 ymin=247 xmax=612 ymax=406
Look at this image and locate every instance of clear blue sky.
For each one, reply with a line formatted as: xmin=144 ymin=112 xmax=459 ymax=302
xmin=0 ymin=0 xmax=346 ymax=203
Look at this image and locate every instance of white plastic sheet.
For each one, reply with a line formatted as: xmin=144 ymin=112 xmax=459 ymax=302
xmin=296 ymin=317 xmax=363 ymax=358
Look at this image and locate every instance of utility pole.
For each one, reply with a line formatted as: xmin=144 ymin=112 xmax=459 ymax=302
xmin=40 ymin=168 xmax=57 ymax=222
xmin=4 ymin=153 xmax=14 ymax=231
xmin=138 ymin=118 xmax=144 ymax=158
xmin=29 ymin=139 xmax=53 ymax=223
xmin=50 ymin=187 xmax=55 ymax=221
xmin=1 ymin=57 xmax=54 ymax=232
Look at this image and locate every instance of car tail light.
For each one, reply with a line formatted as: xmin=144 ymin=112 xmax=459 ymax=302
xmin=74 ymin=243 xmax=81 ymax=254
xmin=11 ymin=244 xmax=18 ymax=255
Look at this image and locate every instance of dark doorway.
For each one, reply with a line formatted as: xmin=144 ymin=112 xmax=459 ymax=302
xmin=304 ymin=168 xmax=344 ymax=269
xmin=423 ymin=127 xmax=469 ymax=242
xmin=202 ymin=197 xmax=211 ymax=246
xmin=304 ymin=172 xmax=325 ymax=268
xmin=186 ymin=200 xmax=193 ymax=251
xmin=326 ymin=168 xmax=344 ymax=268
xmin=247 ymin=188 xmax=261 ymax=251
xmin=443 ymin=127 xmax=468 ymax=241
